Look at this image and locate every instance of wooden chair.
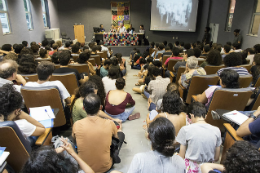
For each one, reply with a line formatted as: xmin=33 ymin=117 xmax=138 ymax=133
xmin=198 ymin=59 xmax=206 ymax=66
xmin=204 ymin=65 xmax=225 ymax=75
xmin=200 ymin=56 xmax=207 ymax=59
xmin=50 ymin=72 xmax=79 ymax=95
xmin=0 ymin=121 xmax=52 ymax=172
xmin=204 ymin=88 xmax=252 ymax=131
xmin=175 ymin=66 xmax=186 ymax=84
xmin=21 ymin=86 xmax=67 ymax=127
xmin=149 ymin=48 xmax=155 ymax=56
xmin=90 ymin=55 xmax=101 ymax=66
xmin=35 ymin=58 xmax=52 ymax=64
xmin=254 ymin=75 xmax=260 ymax=87
xmin=20 ymin=73 xmax=38 ymax=83
xmin=71 ymin=55 xmax=79 ymax=62
xmin=247 ymin=88 xmax=260 ymax=111
xmin=220 ymin=123 xmax=244 ymax=163
xmin=240 ymin=64 xmax=252 ymax=72
xmin=54 ymin=64 xmax=60 ymax=70
xmin=167 ymin=59 xmax=182 ymax=72
xmin=162 ymin=55 xmax=171 ymax=65
xmin=156 ymin=53 xmax=163 ymax=60
xmin=88 ymin=58 xmax=96 ymax=66
xmin=98 ymin=52 xmax=106 ymax=59
xmin=180 ymin=74 xmax=219 ymax=104
xmin=68 ymin=64 xmax=89 ymax=74
xmin=239 ymin=75 xmax=252 ymax=88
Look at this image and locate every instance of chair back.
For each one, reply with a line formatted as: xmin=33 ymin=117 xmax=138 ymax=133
xmin=198 ymin=59 xmax=206 ymax=66
xmin=50 ymin=72 xmax=78 ymax=95
xmin=90 ymin=55 xmax=101 ymax=66
xmin=68 ymin=64 xmax=89 ymax=74
xmin=204 ymin=65 xmax=225 ymax=75
xmin=248 ymin=88 xmax=260 ymax=110
xmin=0 ymin=121 xmax=31 ymax=173
xmin=54 ymin=64 xmax=60 ymax=69
xmin=206 ymin=88 xmax=252 ymax=131
xmin=162 ymin=55 xmax=171 ymax=65
xmin=240 ymin=64 xmax=251 ymax=71
xmin=200 ymin=56 xmax=207 ymax=59
xmin=254 ymin=75 xmax=260 ymax=87
xmin=71 ymin=55 xmax=79 ymax=62
xmin=156 ymin=53 xmax=163 ymax=59
xmin=149 ymin=48 xmax=154 ymax=56
xmin=21 ymin=86 xmax=66 ymax=127
xmin=175 ymin=66 xmax=186 ymax=84
xmin=238 ymin=75 xmax=252 ymax=88
xmin=20 ymin=73 xmax=38 ymax=83
xmin=97 ymin=52 xmax=106 ymax=59
xmin=35 ymin=58 xmax=52 ymax=64
xmin=167 ymin=59 xmax=182 ymax=72
xmin=186 ymin=74 xmax=219 ymax=104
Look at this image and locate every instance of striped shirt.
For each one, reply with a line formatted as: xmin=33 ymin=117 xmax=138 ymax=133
xmin=148 ymin=76 xmax=170 ymax=104
xmin=217 ymin=67 xmax=250 ymax=76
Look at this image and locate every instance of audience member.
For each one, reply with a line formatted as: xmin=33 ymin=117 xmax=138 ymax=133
xmin=176 ymin=102 xmax=221 ymax=172
xmin=200 ymin=49 xmax=222 ymax=68
xmin=233 ymin=43 xmax=242 ymax=52
xmin=39 ymin=48 xmax=51 ymax=59
xmin=71 ymin=44 xmax=80 ymax=56
xmin=164 ymin=47 xmax=182 ymax=67
xmin=49 ymin=44 xmax=58 ymax=56
xmin=3 ymin=52 xmax=18 ymax=62
xmin=51 ymin=52 xmax=60 ymax=64
xmin=217 ymin=52 xmax=250 ymax=76
xmin=0 ymin=84 xmax=45 ymax=145
xmin=197 ymin=69 xmax=239 ymax=107
xmin=18 ymin=54 xmax=37 ymax=74
xmin=222 ymin=44 xmax=231 ymax=59
xmin=100 ymin=59 xmax=111 ymax=78
xmin=254 ymin=44 xmax=260 ymax=54
xmin=88 ymin=75 xmax=106 ymax=107
xmin=179 ymin=57 xmax=206 ymax=89
xmin=250 ymin=54 xmax=260 ymax=85
xmin=0 ymin=59 xmax=26 ymax=91
xmin=14 ymin=44 xmax=24 ymax=56
xmin=100 ymin=41 xmax=110 ymax=57
xmin=154 ymin=43 xmax=165 ymax=59
xmin=246 ymin=48 xmax=255 ymax=65
xmin=200 ymin=141 xmax=260 ymax=173
xmin=105 ymin=78 xmax=139 ymax=122
xmin=202 ymin=45 xmax=210 ymax=56
xmin=31 ymin=44 xmax=39 ymax=57
xmin=102 ymin=67 xmax=119 ymax=94
xmin=25 ymin=61 xmax=71 ymax=105
xmin=72 ymin=93 xmax=125 ymax=173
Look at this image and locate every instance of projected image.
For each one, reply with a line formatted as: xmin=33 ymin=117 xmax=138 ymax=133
xmin=151 ymin=0 xmax=199 ymax=32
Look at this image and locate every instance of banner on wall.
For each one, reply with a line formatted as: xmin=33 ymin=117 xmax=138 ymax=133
xmin=111 ymin=1 xmax=130 ymax=29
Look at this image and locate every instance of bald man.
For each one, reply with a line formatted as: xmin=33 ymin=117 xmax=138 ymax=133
xmin=0 ymin=59 xmax=26 ymax=92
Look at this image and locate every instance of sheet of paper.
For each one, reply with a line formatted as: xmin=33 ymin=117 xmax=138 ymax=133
xmin=0 ymin=152 xmax=9 ymax=166
xmin=223 ymin=110 xmax=249 ymax=125
xmin=29 ymin=106 xmax=55 ymax=121
xmin=0 ymin=147 xmax=6 ymax=157
xmin=39 ymin=119 xmax=54 ymax=128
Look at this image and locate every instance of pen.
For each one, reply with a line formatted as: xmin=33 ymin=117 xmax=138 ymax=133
xmin=45 ymin=109 xmax=51 ymax=118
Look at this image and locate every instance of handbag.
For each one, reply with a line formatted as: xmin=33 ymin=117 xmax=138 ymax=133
xmin=110 ymin=137 xmax=121 ymax=163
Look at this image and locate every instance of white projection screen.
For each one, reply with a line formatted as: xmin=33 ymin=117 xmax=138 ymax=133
xmin=150 ymin=0 xmax=199 ymax=32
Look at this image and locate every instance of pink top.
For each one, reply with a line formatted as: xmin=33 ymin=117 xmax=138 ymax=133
xmin=205 ymin=86 xmax=221 ymax=106
xmin=164 ymin=57 xmax=183 ymax=66
xmin=105 ymin=91 xmax=135 ymax=115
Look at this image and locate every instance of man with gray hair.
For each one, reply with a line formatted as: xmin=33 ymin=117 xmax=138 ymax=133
xmin=0 ymin=59 xmax=26 ymax=92
xmin=178 ymin=56 xmax=206 ymax=88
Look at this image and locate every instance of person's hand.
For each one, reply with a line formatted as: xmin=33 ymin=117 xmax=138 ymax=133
xmin=114 ymin=119 xmax=122 ymax=124
xmin=55 ymin=147 xmax=64 ymax=153
xmin=16 ymin=74 xmax=26 ymax=85
xmin=253 ymin=106 xmax=260 ymax=117
xmin=60 ymin=137 xmax=76 ymax=156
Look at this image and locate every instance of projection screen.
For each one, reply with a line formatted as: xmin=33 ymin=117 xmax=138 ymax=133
xmin=150 ymin=0 xmax=199 ymax=32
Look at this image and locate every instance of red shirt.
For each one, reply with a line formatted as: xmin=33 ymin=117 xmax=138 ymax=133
xmin=136 ymin=56 xmax=143 ymax=65
xmin=105 ymin=91 xmax=135 ymax=115
xmin=164 ymin=57 xmax=183 ymax=66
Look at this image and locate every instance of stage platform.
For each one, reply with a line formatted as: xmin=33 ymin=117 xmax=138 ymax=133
xmin=109 ymin=46 xmax=147 ymax=56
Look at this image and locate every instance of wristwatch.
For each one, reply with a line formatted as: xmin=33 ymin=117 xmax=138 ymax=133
xmin=249 ymin=113 xmax=257 ymax=120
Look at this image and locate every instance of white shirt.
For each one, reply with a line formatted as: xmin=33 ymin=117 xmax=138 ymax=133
xmin=101 ymin=45 xmax=110 ymax=57
xmin=246 ymin=54 xmax=255 ymax=65
xmin=234 ymin=49 xmax=242 ymax=52
xmin=25 ymin=81 xmax=70 ymax=101
xmin=102 ymin=76 xmax=116 ymax=95
xmin=0 ymin=77 xmax=21 ymax=93
xmin=15 ymin=119 xmax=36 ymax=137
xmin=118 ymin=26 xmax=126 ymax=33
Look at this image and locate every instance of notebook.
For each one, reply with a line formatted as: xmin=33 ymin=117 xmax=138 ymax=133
xmin=29 ymin=106 xmax=55 ymax=128
xmin=222 ymin=110 xmax=249 ymax=125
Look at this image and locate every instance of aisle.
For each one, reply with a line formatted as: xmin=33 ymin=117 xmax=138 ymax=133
xmin=108 ymin=56 xmax=150 ymax=172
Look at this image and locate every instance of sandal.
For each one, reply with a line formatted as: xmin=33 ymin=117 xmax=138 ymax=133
xmin=128 ymin=112 xmax=140 ymax=121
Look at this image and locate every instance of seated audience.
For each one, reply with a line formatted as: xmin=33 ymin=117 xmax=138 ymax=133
xmin=14 ymin=44 xmax=24 ymax=58
xmin=49 ymin=44 xmax=58 ymax=56
xmin=146 ymin=91 xmax=186 ymax=135
xmin=246 ymin=48 xmax=255 ymax=65
xmin=176 ymin=102 xmax=221 ymax=172
xmin=21 ymin=140 xmax=94 ymax=173
xmin=236 ymin=106 xmax=260 ymax=147
xmin=222 ymin=44 xmax=231 ymax=59
xmin=39 ymin=48 xmax=51 ymax=59
xmin=233 ymin=43 xmax=242 ymax=52
xmin=184 ymin=43 xmax=191 ymax=51
xmin=0 ymin=59 xmax=26 ymax=91
xmin=154 ymin=43 xmax=165 ymax=59
xmin=41 ymin=39 xmax=49 ymax=49
xmin=71 ymin=81 xmax=121 ymax=123
xmin=200 ymin=49 xmax=222 ymax=68
xmin=54 ymin=51 xmax=88 ymax=84
xmin=112 ymin=117 xmax=186 ymax=173
xmin=217 ymin=52 xmax=250 ymax=76
xmin=164 ymin=47 xmax=182 ymax=67
xmin=102 ymin=67 xmax=119 ymax=94
xmin=197 ymin=69 xmax=239 ymax=107
xmin=201 ymin=45 xmax=210 ymax=56
xmin=75 ymin=51 xmax=96 ymax=75
xmin=0 ymin=84 xmax=45 ymax=145
xmin=250 ymin=54 xmax=260 ymax=86
xmin=3 ymin=52 xmax=18 ymax=62
xmin=100 ymin=59 xmax=111 ymax=78
xmin=100 ymin=41 xmax=110 ymax=57
xmin=25 ymin=61 xmax=71 ymax=105
xmin=18 ymin=54 xmax=37 ymax=74
xmin=115 ymin=53 xmax=126 ymax=76
xmin=88 ymin=75 xmax=106 ymax=107
xmin=105 ymin=78 xmax=139 ymax=122
xmin=131 ymin=54 xmax=142 ymax=70
xmin=71 ymin=44 xmax=81 ymax=56
xmin=200 ymin=141 xmax=260 ymax=173
xmin=161 ymin=46 xmax=172 ymax=58
xmin=179 ymin=57 xmax=206 ymax=88
xmin=51 ymin=52 xmax=59 ymax=64
xmin=144 ymin=67 xmax=170 ymax=104
xmin=73 ymin=93 xmax=124 ymax=173
xmin=22 ymin=41 xmax=28 ymax=47
xmin=240 ymin=51 xmax=248 ymax=64
xmin=254 ymin=44 xmax=260 ymax=54
xmin=63 ymin=41 xmax=71 ymax=50
xmin=31 ymin=44 xmax=39 ymax=57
